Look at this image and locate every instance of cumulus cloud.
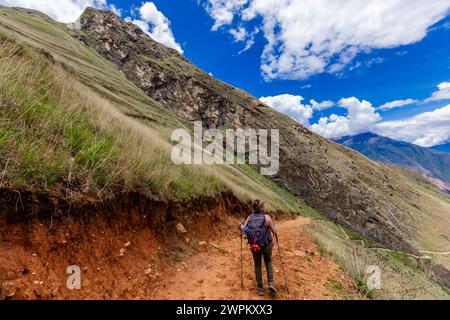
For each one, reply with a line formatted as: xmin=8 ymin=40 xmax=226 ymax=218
xmin=203 ymin=0 xmax=450 ymax=80
xmin=310 ymin=99 xmax=334 ymax=111
xmin=310 ymin=97 xmax=381 ymax=138
xmin=131 ymin=2 xmax=183 ymax=54
xmin=262 ymin=85 xmax=450 ymax=145
xmin=260 ymin=91 xmax=449 ymax=147
xmin=424 ymin=82 xmax=450 ymax=102
xmin=378 ymin=98 xmax=418 ymax=111
xmin=0 ymin=0 xmax=113 ymax=22
xmin=374 ymin=105 xmax=450 ymax=147
xmin=260 ymin=94 xmax=313 ymax=126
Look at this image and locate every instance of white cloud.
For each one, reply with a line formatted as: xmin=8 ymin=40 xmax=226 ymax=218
xmin=374 ymin=105 xmax=450 ymax=147
xmin=310 ymin=114 xmax=352 ymax=138
xmin=0 ymin=0 xmax=114 ymax=22
xmin=425 ymin=82 xmax=450 ymax=102
xmin=260 ymin=94 xmax=313 ymax=126
xmin=361 ymin=82 xmax=450 ymax=113
xmin=229 ymin=27 xmax=247 ymax=42
xmin=310 ymin=97 xmax=381 ymax=138
xmin=261 ymin=92 xmax=449 ymax=147
xmin=378 ymin=98 xmax=418 ymax=111
xmin=310 ymin=99 xmax=334 ymax=111
xmin=229 ymin=26 xmax=259 ymax=54
xmin=205 ymin=0 xmax=248 ymax=31
xmin=131 ymin=2 xmax=183 ymax=54
xmin=238 ymin=39 xmax=255 ymax=54
xmin=439 ymin=82 xmax=450 ymax=90
xmin=203 ymin=0 xmax=450 ymax=80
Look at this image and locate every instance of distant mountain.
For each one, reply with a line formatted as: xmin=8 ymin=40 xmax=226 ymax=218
xmin=432 ymin=142 xmax=450 ymax=153
xmin=334 ymin=133 xmax=450 ymax=188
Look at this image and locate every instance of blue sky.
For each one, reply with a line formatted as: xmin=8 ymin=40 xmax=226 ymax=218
xmin=2 ymin=0 xmax=450 ymax=147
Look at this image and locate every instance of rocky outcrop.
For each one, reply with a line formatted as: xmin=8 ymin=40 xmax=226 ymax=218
xmin=75 ymin=7 xmax=424 ymax=252
xmin=77 ymin=8 xmax=247 ymax=129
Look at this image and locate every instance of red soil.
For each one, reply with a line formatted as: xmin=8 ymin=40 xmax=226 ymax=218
xmin=0 ymin=190 xmax=358 ymax=300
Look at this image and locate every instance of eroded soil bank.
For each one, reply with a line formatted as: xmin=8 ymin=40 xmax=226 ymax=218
xmin=0 ymin=188 xmax=357 ymax=299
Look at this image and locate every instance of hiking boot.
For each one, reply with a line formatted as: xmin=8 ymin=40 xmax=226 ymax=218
xmin=257 ymin=286 xmax=265 ymax=296
xmin=268 ymin=282 xmax=278 ymax=293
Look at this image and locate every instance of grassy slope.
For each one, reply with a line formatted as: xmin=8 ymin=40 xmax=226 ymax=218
xmin=306 ymin=219 xmax=450 ymax=300
xmin=307 ymin=166 xmax=450 ymax=299
xmin=395 ymin=167 xmax=450 ymax=270
xmin=0 ymin=7 xmax=304 ymax=213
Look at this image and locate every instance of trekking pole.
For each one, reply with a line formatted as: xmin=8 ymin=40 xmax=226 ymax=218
xmin=276 ymin=236 xmax=289 ymax=294
xmin=240 ymin=222 xmax=244 ymax=288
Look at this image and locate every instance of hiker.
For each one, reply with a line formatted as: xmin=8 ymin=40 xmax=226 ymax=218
xmin=240 ymin=199 xmax=278 ymax=296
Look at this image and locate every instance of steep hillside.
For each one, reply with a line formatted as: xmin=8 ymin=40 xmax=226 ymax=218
xmin=0 ymin=6 xmax=304 ymax=214
xmin=69 ymin=7 xmax=449 ymax=253
xmin=334 ymin=132 xmax=450 ymax=190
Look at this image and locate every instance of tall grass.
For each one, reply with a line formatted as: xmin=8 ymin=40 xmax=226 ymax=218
xmin=0 ymin=34 xmax=304 ymax=212
xmin=0 ymin=36 xmax=222 ymax=196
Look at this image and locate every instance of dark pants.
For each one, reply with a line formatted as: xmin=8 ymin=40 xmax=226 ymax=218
xmin=251 ymin=242 xmax=274 ymax=288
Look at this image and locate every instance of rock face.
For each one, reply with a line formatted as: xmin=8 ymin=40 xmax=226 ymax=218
xmin=76 ymin=7 xmax=428 ymax=252
xmin=77 ymin=8 xmax=246 ymax=129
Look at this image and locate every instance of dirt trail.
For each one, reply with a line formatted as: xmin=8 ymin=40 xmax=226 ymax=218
xmin=0 ymin=190 xmax=359 ymax=300
xmin=151 ymin=217 xmax=358 ymax=300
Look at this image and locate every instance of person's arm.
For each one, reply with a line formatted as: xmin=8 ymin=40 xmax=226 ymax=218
xmin=266 ymin=215 xmax=278 ymax=241
xmin=239 ymin=216 xmax=250 ymax=231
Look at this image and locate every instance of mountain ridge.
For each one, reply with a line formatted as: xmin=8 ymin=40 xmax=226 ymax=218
xmin=333 ymin=132 xmax=450 ymax=191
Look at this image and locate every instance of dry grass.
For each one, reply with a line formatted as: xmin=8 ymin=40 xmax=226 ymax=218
xmin=0 ymin=33 xmax=305 ymax=213
xmin=0 ymin=7 xmax=310 ymax=212
xmin=306 ymin=219 xmax=450 ymax=300
xmin=0 ymin=36 xmax=220 ymax=196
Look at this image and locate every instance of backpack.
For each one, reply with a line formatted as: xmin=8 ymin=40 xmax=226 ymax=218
xmin=245 ymin=213 xmax=272 ymax=252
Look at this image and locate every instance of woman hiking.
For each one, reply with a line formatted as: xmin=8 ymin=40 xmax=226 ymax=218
xmin=240 ymin=200 xmax=278 ymax=296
